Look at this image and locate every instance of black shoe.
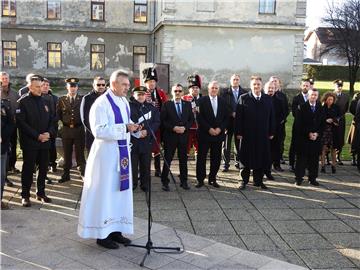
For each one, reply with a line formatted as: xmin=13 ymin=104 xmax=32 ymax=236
xmin=260 ymin=183 xmax=268 ymax=189
xmin=273 ymin=165 xmax=284 ymax=172
xmin=266 ymin=174 xmax=274 ymax=180
xmin=195 ymin=182 xmax=204 ymax=188
xmin=331 ymin=166 xmax=336 ymax=174
xmin=351 ymin=159 xmax=357 ymax=166
xmin=180 ymin=183 xmax=190 ymax=190
xmin=109 ymin=232 xmax=131 ymax=245
xmin=50 ymin=165 xmax=57 ymax=173
xmin=10 ymin=167 xmax=20 ymax=174
xmin=211 ymin=182 xmax=220 ymax=188
xmin=295 ymin=178 xmax=303 ymax=186
xmin=22 ymin=198 xmax=31 ymax=207
xmin=337 ymin=159 xmax=344 ymax=165
xmin=5 ymin=178 xmax=14 ymax=187
xmin=289 ymin=166 xmax=295 ymax=173
xmin=59 ymin=173 xmax=70 ymax=183
xmin=239 ymin=182 xmax=246 ymax=190
xmin=309 ymin=180 xmax=320 ymax=186
xmin=155 ymin=171 xmax=161 ymax=177
xmin=162 ymin=185 xmax=170 ymax=192
xmin=46 ymin=177 xmax=52 ymax=184
xmin=36 ymin=195 xmax=52 ymax=203
xmin=234 ymin=163 xmax=240 ymax=170
xmin=222 ymin=168 xmax=229 ymax=172
xmin=96 ymin=237 xmax=119 ymax=249
xmin=280 ymin=159 xmax=286 ymax=165
xmin=320 ymin=166 xmax=326 ymax=173
xmin=132 ymin=184 xmax=138 ymax=191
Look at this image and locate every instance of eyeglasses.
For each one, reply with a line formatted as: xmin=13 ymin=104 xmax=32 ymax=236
xmin=174 ymin=90 xmax=182 ymax=93
xmin=97 ymin=84 xmax=106 ymax=87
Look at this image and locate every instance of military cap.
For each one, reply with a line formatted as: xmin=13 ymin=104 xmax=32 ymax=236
xmin=29 ymin=74 xmax=44 ymax=81
xmin=333 ymin=79 xmax=343 ymax=87
xmin=308 ymin=78 xmax=315 ymax=85
xmin=65 ymin=77 xmax=79 ymax=86
xmin=142 ymin=67 xmax=158 ymax=83
xmin=132 ymin=86 xmax=147 ymax=93
xmin=187 ymin=74 xmax=202 ymax=89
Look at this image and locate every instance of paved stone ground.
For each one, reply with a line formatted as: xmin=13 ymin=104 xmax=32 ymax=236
xmin=1 ymin=159 xmax=359 ymax=269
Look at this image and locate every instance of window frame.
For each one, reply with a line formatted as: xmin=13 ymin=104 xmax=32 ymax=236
xmin=133 ymin=0 xmax=147 ymax=23
xmin=258 ymin=0 xmax=276 ymax=15
xmin=47 ymin=42 xmax=62 ymax=69
xmin=2 ymin=40 xmax=17 ymax=68
xmin=1 ymin=0 xmax=16 ymax=17
xmin=132 ymin=45 xmax=147 ymax=75
xmin=91 ymin=0 xmax=105 ymax=21
xmin=90 ymin=44 xmax=105 ymax=71
xmin=47 ymin=0 xmax=61 ymax=20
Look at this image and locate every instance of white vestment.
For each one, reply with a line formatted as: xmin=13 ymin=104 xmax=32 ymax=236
xmin=78 ymin=89 xmax=133 ymax=239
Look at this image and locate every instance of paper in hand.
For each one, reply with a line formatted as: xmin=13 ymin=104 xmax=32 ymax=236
xmin=137 ymin=111 xmax=152 ymax=125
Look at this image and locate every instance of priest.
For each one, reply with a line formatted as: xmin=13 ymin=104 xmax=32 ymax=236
xmin=77 ymin=70 xmax=140 ymax=249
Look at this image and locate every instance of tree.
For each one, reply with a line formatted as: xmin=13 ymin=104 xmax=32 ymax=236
xmin=322 ymin=0 xmax=360 ymax=95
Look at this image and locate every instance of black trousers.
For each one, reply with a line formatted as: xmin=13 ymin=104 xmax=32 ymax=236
xmin=270 ymin=134 xmax=281 ymax=167
xmin=21 ymin=148 xmax=49 ymax=198
xmin=288 ymin=126 xmax=297 ymax=167
xmin=62 ymin=136 xmax=86 ymax=173
xmin=222 ymin=128 xmax=240 ymax=168
xmin=8 ymin=128 xmax=18 ymax=169
xmin=241 ymin=167 xmax=264 ymax=185
xmin=131 ymin=149 xmax=151 ymax=189
xmin=161 ymin=137 xmax=188 ymax=186
xmin=48 ymin=137 xmax=57 ymax=166
xmin=196 ymin=140 xmax=222 ymax=183
xmin=295 ymin=152 xmax=319 ymax=182
xmin=85 ymin=131 xmax=94 ymax=153
xmin=279 ymin=123 xmax=286 ymax=159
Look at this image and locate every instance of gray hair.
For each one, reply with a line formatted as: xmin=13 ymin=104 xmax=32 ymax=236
xmin=0 ymin=71 xmax=9 ymax=78
xmin=109 ymin=69 xmax=128 ymax=83
xmin=208 ymin=80 xmax=219 ymax=88
xmin=26 ymin=73 xmax=35 ymax=84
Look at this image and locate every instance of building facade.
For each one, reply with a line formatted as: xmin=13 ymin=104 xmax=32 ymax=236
xmin=1 ymin=0 xmax=306 ymax=89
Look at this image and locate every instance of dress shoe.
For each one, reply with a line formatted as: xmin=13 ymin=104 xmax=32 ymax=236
xmin=5 ymin=178 xmax=14 ymax=187
xmin=265 ymin=173 xmax=274 ymax=180
xmin=260 ymin=183 xmax=268 ymax=189
xmin=180 ymin=183 xmax=190 ymax=190
xmin=309 ymin=180 xmax=320 ymax=186
xmin=195 ymin=182 xmax=204 ymax=188
xmin=234 ymin=163 xmax=240 ymax=170
xmin=320 ymin=166 xmax=326 ymax=173
xmin=46 ymin=177 xmax=52 ymax=184
xmin=1 ymin=201 xmax=9 ymax=210
xmin=222 ymin=168 xmax=229 ymax=172
xmin=331 ymin=166 xmax=336 ymax=174
xmin=109 ymin=232 xmax=131 ymax=245
xmin=162 ymin=185 xmax=170 ymax=192
xmin=50 ymin=165 xmax=57 ymax=173
xmin=96 ymin=237 xmax=119 ymax=249
xmin=36 ymin=195 xmax=52 ymax=203
xmin=238 ymin=182 xmax=246 ymax=190
xmin=22 ymin=198 xmax=31 ymax=207
xmin=211 ymin=182 xmax=220 ymax=188
xmin=337 ymin=159 xmax=344 ymax=165
xmin=273 ymin=165 xmax=284 ymax=172
xmin=59 ymin=173 xmax=70 ymax=183
xmin=280 ymin=159 xmax=286 ymax=165
xmin=154 ymin=171 xmax=161 ymax=177
xmin=289 ymin=166 xmax=295 ymax=173
xmin=295 ymin=178 xmax=303 ymax=186
xmin=10 ymin=167 xmax=20 ymax=174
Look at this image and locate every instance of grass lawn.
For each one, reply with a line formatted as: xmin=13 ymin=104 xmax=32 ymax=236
xmin=314 ymin=81 xmax=360 ymax=95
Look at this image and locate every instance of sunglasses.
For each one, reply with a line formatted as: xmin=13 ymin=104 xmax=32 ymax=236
xmin=97 ymin=84 xmax=106 ymax=87
xmin=174 ymin=90 xmax=183 ymax=93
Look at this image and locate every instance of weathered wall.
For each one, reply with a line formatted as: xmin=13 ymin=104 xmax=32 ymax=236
xmin=155 ymin=25 xmax=304 ymax=89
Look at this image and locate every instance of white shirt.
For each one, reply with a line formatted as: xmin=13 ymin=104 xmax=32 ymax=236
xmin=210 ymin=95 xmax=218 ymax=117
xmin=302 ymin=92 xmax=308 ymax=102
xmin=252 ymin=92 xmax=262 ymax=100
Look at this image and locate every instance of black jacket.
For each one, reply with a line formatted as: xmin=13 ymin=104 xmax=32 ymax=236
xmin=161 ymin=99 xmax=194 ymax=143
xmin=220 ymin=86 xmax=247 ymax=130
xmin=1 ymin=99 xmax=15 ymax=154
xmin=16 ymin=93 xmax=55 ymax=150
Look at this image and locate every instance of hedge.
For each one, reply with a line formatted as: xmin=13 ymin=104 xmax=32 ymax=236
xmin=304 ymin=65 xmax=360 ymax=81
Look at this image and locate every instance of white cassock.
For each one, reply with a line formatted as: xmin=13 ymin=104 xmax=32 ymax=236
xmin=78 ymin=89 xmax=133 ymax=239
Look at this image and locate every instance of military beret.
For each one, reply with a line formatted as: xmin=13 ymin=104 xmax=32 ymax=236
xmin=132 ymin=86 xmax=147 ymax=93
xmin=142 ymin=67 xmax=158 ymax=83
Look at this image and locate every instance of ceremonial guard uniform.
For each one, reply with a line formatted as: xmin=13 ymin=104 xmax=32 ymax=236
xmin=143 ymin=67 xmax=168 ymax=176
xmin=129 ymin=86 xmax=160 ymax=192
xmin=348 ymin=93 xmax=360 ymax=168
xmin=182 ymin=74 xmax=202 ymax=157
xmin=57 ymin=78 xmax=86 ymax=183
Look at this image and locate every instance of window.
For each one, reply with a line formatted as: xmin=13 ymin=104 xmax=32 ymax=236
xmin=47 ymin=42 xmax=61 ymax=68
xmin=259 ymin=0 xmax=276 ymax=14
xmin=91 ymin=44 xmax=105 ymax=70
xmin=133 ymin=46 xmax=146 ymax=74
xmin=2 ymin=0 xmax=16 ymax=17
xmin=134 ymin=0 xmax=147 ymax=23
xmin=91 ymin=0 xmax=104 ymax=21
xmin=2 ymin=41 xmax=16 ymax=67
xmin=47 ymin=0 xmax=61 ymax=19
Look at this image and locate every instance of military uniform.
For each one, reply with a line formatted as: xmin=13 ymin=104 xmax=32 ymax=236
xmin=57 ymin=78 xmax=86 ymax=182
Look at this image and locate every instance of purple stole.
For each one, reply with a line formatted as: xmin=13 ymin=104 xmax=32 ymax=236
xmin=106 ymin=93 xmax=130 ymax=191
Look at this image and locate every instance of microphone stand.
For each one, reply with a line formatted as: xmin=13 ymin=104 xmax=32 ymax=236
xmin=125 ymin=104 xmax=181 ymax=267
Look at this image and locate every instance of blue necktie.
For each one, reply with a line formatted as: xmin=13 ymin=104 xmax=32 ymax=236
xmin=311 ymin=105 xmax=315 ymax=112
xmin=176 ymin=102 xmax=182 ymax=118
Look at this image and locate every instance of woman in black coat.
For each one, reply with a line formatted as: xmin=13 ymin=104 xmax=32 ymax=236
xmin=320 ymin=92 xmax=340 ymax=173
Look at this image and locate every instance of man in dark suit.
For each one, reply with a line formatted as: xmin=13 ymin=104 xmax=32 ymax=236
xmin=161 ymin=84 xmax=194 ymax=191
xmin=333 ymin=79 xmax=349 ymax=165
xmin=235 ymin=76 xmax=275 ymax=190
xmin=196 ymin=81 xmax=228 ymax=188
xmin=57 ymin=78 xmax=86 ymax=183
xmin=16 ymin=75 xmax=56 ymax=207
xmin=288 ymin=79 xmax=311 ymax=172
xmin=80 ymin=76 xmax=106 ymax=153
xmin=220 ymin=74 xmax=246 ymax=172
xmin=295 ymin=89 xmax=325 ymax=186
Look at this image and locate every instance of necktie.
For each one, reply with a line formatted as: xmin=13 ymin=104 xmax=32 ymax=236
xmin=311 ymin=105 xmax=315 ymax=112
xmin=233 ymin=90 xmax=238 ymax=101
xmin=70 ymin=97 xmax=74 ymax=105
xmin=256 ymin=96 xmax=260 ymax=101
xmin=176 ymin=102 xmax=182 ymax=118
xmin=304 ymin=95 xmax=308 ymax=102
xmin=211 ymin=97 xmax=217 ymax=117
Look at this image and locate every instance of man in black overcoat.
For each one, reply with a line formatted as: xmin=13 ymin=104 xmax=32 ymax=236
xmin=161 ymin=84 xmax=194 ymax=191
xmin=288 ymin=79 xmax=311 ymax=172
xmin=196 ymin=81 xmax=228 ymax=188
xmin=235 ymin=76 xmax=275 ymax=190
xmin=294 ymin=89 xmax=325 ymax=186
